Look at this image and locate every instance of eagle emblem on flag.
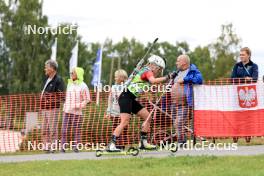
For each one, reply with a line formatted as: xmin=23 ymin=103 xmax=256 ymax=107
xmin=237 ymin=85 xmax=258 ymax=108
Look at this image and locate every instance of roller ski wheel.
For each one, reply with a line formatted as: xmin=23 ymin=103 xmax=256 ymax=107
xmin=169 ymin=145 xmax=178 ymax=153
xmin=127 ymin=147 xmax=139 ymax=156
xmin=95 ymin=150 xmax=103 ymax=157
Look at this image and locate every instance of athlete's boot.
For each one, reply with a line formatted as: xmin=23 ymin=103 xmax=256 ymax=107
xmin=139 ymin=132 xmax=156 ymax=150
xmin=107 ymin=135 xmax=121 ymax=152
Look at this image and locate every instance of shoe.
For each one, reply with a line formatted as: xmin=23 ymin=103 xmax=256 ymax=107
xmin=139 ymin=139 xmax=156 ymax=150
xmin=60 ymin=149 xmax=66 ymax=153
xmin=245 ymin=136 xmax=251 ymax=143
xmin=233 ymin=137 xmax=238 ymax=143
xmin=107 ymin=142 xmax=121 ymax=152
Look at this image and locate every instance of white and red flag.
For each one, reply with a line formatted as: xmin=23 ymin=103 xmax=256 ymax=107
xmin=193 ymin=83 xmax=264 ymax=137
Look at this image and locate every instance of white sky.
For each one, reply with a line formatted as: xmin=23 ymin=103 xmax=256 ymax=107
xmin=43 ymin=0 xmax=264 ymax=77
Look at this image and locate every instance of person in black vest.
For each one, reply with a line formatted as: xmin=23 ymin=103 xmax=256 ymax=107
xmin=231 ymin=47 xmax=258 ymax=83
xmin=40 ymin=59 xmax=65 ymax=153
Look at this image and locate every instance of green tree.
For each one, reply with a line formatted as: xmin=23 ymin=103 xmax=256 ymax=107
xmin=0 ymin=34 xmax=11 ymax=94
xmin=210 ymin=23 xmax=241 ymax=79
xmin=1 ymin=0 xmax=51 ymax=93
xmin=0 ymin=2 xmax=243 ymax=95
xmin=165 ymin=41 xmax=190 ymax=73
xmin=100 ymin=38 xmax=145 ymax=85
xmin=0 ymin=1 xmax=91 ymax=93
xmin=190 ymin=46 xmax=214 ymax=80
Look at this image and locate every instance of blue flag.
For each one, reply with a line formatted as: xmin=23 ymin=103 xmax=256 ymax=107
xmin=91 ymin=48 xmax=102 ymax=86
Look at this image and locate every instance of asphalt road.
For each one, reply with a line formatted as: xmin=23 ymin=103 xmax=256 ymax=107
xmin=0 ymin=145 xmax=264 ymax=163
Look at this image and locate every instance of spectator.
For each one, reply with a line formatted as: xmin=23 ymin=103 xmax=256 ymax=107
xmin=61 ymin=67 xmax=90 ymax=153
xmin=106 ymin=69 xmax=128 ymax=149
xmin=231 ymin=47 xmax=258 ymax=83
xmin=231 ymin=47 xmax=257 ymax=143
xmin=40 ymin=59 xmax=65 ymax=153
xmin=171 ymin=54 xmax=203 ymax=146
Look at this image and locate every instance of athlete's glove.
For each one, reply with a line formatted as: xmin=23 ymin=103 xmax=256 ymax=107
xmin=166 ymin=71 xmax=179 ymax=80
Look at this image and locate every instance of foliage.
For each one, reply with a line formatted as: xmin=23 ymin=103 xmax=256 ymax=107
xmin=0 ymin=1 xmax=241 ymax=94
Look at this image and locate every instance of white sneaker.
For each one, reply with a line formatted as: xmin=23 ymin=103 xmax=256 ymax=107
xmin=108 ymin=142 xmax=121 ymax=152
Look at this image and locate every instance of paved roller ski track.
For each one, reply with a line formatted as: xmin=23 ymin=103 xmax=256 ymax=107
xmin=1 ymin=145 xmax=264 ymax=163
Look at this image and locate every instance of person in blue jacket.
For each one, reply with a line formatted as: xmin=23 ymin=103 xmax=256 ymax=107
xmin=231 ymin=47 xmax=258 ymax=83
xmin=170 ymin=54 xmax=203 ymax=145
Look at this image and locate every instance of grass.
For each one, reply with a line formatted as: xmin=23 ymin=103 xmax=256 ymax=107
xmin=1 ymin=155 xmax=264 ymax=176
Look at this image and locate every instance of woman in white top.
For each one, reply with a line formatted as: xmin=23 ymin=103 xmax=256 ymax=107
xmin=61 ymin=67 xmax=90 ymax=153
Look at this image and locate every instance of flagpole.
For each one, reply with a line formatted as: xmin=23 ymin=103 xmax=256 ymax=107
xmin=69 ymin=40 xmax=79 ymax=72
xmin=51 ymin=38 xmax=57 ymax=61
xmin=109 ymin=57 xmax=114 ymax=85
xmin=96 ymin=44 xmax=103 ymax=105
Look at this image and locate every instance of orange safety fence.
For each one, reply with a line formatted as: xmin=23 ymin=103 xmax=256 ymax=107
xmin=0 ymin=79 xmax=263 ymax=153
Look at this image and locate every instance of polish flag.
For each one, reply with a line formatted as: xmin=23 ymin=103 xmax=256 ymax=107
xmin=193 ymin=83 xmax=264 ymax=137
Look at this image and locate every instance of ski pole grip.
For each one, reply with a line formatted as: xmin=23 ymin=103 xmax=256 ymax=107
xmin=153 ymin=38 xmax=159 ymax=44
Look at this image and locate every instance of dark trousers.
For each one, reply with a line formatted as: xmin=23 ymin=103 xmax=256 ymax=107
xmin=171 ymin=104 xmax=192 ymax=143
xmin=61 ymin=113 xmax=83 ymax=148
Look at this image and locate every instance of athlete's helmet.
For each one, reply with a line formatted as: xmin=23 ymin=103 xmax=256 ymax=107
xmin=148 ymin=55 xmax=165 ymax=69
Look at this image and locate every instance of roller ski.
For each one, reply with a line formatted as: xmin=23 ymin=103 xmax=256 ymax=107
xmin=139 ymin=135 xmax=178 ymax=153
xmin=95 ymin=142 xmax=139 ymax=157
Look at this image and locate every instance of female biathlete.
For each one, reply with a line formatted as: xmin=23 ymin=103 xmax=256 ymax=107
xmin=108 ymin=55 xmax=173 ymax=151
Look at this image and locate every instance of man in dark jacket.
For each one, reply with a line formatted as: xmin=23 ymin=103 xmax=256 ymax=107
xmin=231 ymin=47 xmax=258 ymax=83
xmin=40 ymin=59 xmax=65 ymax=153
xmin=171 ymin=54 xmax=203 ymax=145
xmin=231 ymin=47 xmax=258 ymax=143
